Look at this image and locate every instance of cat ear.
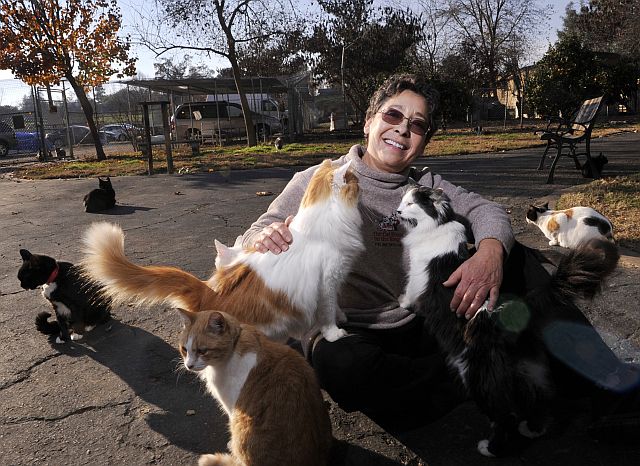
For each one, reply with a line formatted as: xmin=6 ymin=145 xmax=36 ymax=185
xmin=207 ymin=311 xmax=226 ymax=335
xmin=407 ymin=177 xmax=420 ymax=187
xmin=19 ymin=249 xmax=32 ymax=261
xmin=215 ymin=239 xmax=230 ymax=258
xmin=233 ymin=235 xmax=243 ymax=248
xmin=176 ymin=308 xmax=194 ymax=328
xmin=333 ymin=160 xmax=352 ymax=187
xmin=542 ymin=202 xmax=549 ymax=210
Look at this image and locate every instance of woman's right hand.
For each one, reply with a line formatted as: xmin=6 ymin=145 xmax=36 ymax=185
xmin=253 ymin=215 xmax=294 ymax=254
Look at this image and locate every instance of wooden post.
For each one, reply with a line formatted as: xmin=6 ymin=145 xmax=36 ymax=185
xmin=161 ymin=102 xmax=173 ymax=174
xmin=141 ymin=102 xmax=153 ymax=175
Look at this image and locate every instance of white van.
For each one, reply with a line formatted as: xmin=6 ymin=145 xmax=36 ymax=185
xmin=171 ymin=101 xmax=282 ymax=142
xmin=208 ymin=93 xmax=288 ymax=128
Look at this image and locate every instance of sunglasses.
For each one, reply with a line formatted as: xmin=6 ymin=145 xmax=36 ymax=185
xmin=379 ymin=108 xmax=429 ymax=136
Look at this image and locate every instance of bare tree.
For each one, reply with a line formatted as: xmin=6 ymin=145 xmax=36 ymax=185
xmin=136 ymin=0 xmax=303 ymax=146
xmin=445 ymin=0 xmax=549 ymax=93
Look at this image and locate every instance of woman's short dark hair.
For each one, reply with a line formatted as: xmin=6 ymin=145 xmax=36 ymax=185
xmin=365 ymin=73 xmax=439 ymax=141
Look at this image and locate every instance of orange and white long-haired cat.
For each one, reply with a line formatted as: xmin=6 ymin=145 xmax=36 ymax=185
xmin=179 ymin=309 xmax=332 ymax=466
xmin=81 ymin=159 xmax=363 ymax=342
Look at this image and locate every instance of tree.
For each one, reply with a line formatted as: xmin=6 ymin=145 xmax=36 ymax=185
xmin=0 ymin=0 xmax=136 ymax=160
xmin=154 ymin=54 xmax=214 ymax=79
xmin=527 ymin=36 xmax=637 ymax=116
xmin=562 ymin=0 xmax=640 ymax=61
xmin=445 ymin=0 xmax=548 ymax=94
xmin=145 ymin=0 xmax=300 ymax=146
xmin=307 ymin=0 xmax=424 ymax=121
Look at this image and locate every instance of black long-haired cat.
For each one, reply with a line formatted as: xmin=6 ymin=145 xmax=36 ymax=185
xmin=18 ymin=249 xmax=112 ymax=343
xmin=396 ymin=185 xmax=620 ymax=457
xmin=84 ymin=176 xmax=116 ymax=213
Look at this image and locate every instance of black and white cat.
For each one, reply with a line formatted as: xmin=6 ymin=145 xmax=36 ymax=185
xmin=18 ymin=249 xmax=112 ymax=343
xmin=84 ymin=176 xmax=116 ymax=213
xmin=396 ymin=185 xmax=619 ymax=457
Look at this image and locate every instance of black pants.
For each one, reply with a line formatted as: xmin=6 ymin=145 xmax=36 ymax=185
xmin=311 ymin=317 xmax=466 ymax=431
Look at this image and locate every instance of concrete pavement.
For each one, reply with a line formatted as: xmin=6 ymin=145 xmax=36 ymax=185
xmin=1 ymin=130 xmax=639 ymax=465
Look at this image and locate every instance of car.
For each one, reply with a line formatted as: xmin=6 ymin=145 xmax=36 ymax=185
xmin=171 ymin=101 xmax=282 ymax=142
xmin=0 ymin=120 xmax=18 ymax=157
xmin=45 ymin=125 xmax=116 ymax=147
xmin=15 ymin=131 xmax=52 ymax=152
xmin=100 ymin=123 xmax=141 ymax=142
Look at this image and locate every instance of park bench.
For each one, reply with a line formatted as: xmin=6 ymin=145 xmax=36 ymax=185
xmin=537 ymin=96 xmax=604 ymax=184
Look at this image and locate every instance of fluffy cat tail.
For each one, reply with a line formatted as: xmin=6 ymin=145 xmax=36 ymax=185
xmin=551 ymin=238 xmax=620 ymax=301
xmin=81 ymin=222 xmax=214 ymax=311
xmin=35 ymin=312 xmax=60 ymax=335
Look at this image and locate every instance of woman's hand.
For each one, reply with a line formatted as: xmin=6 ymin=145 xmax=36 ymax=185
xmin=253 ymin=215 xmax=294 ymax=254
xmin=442 ymin=238 xmax=504 ymax=319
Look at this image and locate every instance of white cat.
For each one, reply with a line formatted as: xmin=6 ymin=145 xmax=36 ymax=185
xmin=526 ymin=203 xmax=614 ymax=249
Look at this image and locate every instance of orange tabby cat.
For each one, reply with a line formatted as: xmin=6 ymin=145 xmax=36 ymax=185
xmin=178 ymin=309 xmax=332 ymax=466
xmin=81 ymin=159 xmax=363 ymax=342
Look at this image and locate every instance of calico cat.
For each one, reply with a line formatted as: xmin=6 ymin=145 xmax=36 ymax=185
xmin=84 ymin=176 xmax=116 ymax=213
xmin=178 ymin=309 xmax=332 ymax=466
xmin=397 ymin=186 xmax=619 ymax=457
xmin=526 ymin=202 xmax=614 ymax=249
xmin=81 ymin=159 xmax=363 ymax=342
xmin=17 ymin=249 xmax=111 ymax=343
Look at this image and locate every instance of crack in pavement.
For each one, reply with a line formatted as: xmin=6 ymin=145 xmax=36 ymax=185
xmin=2 ymin=400 xmax=131 ymax=425
xmin=0 ymin=353 xmax=63 ymax=390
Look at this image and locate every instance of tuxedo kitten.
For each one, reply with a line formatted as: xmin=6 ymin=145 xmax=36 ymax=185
xmin=397 ymin=186 xmax=619 ymax=457
xmin=84 ymin=176 xmax=116 ymax=213
xmin=17 ymin=249 xmax=111 ymax=343
xmin=82 ymin=159 xmax=364 ymax=343
xmin=178 ymin=309 xmax=332 ymax=466
xmin=526 ymin=202 xmax=613 ymax=249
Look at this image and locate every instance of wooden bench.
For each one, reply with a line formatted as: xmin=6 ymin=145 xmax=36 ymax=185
xmin=537 ymin=96 xmax=604 ymax=184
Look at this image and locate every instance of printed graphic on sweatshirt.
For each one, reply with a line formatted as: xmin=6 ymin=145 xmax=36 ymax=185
xmin=373 ymin=213 xmax=403 ymax=247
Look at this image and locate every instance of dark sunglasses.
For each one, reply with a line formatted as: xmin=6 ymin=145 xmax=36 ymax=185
xmin=379 ymin=108 xmax=429 ymax=136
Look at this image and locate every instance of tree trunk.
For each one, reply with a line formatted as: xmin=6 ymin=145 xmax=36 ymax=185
xmin=227 ymin=43 xmax=257 ymax=147
xmin=66 ymin=74 xmax=106 ymax=160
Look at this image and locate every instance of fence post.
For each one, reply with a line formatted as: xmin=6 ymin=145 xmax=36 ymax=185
xmin=140 ymin=102 xmax=153 ymax=175
xmin=161 ymin=102 xmax=173 ymax=174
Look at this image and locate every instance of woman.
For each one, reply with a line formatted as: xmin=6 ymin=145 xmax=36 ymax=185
xmin=240 ymin=74 xmax=515 ymax=427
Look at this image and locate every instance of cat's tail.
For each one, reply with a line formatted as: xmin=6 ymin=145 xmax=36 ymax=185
xmin=81 ymin=222 xmax=215 ymax=311
xmin=550 ymin=238 xmax=620 ymax=302
xmin=35 ymin=312 xmax=60 ymax=335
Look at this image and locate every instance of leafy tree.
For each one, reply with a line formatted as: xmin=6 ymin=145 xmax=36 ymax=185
xmin=445 ymin=0 xmax=548 ymax=94
xmin=0 ymin=0 xmax=136 ymax=160
xmin=527 ymin=35 xmax=637 ymax=116
xmin=148 ymin=0 xmax=300 ymax=146
xmin=154 ymin=54 xmax=214 ymax=79
xmin=307 ymin=0 xmax=424 ymax=120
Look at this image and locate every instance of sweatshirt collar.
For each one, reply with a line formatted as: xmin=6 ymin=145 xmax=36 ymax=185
xmin=346 ymin=145 xmax=410 ymax=187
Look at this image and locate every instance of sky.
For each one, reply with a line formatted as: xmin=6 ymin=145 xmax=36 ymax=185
xmin=0 ymin=0 xmax=576 ymax=104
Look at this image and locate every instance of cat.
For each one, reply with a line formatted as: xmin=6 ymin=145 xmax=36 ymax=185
xmin=178 ymin=309 xmax=332 ymax=466
xmin=17 ymin=249 xmax=112 ymax=343
xmin=84 ymin=176 xmax=116 ymax=213
xmin=526 ymin=202 xmax=614 ymax=249
xmin=81 ymin=159 xmax=364 ymax=343
xmin=581 ymin=153 xmax=608 ymax=178
xmin=396 ymin=186 xmax=619 ymax=457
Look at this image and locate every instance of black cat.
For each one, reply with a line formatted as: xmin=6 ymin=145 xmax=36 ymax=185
xmin=84 ymin=176 xmax=116 ymax=213
xmin=17 ymin=249 xmax=112 ymax=343
xmin=396 ymin=186 xmax=620 ymax=457
xmin=581 ymin=153 xmax=608 ymax=178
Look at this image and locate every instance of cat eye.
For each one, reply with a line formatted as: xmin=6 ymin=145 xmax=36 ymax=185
xmin=179 ymin=346 xmax=187 ymax=354
xmin=197 ymin=348 xmax=209 ymax=355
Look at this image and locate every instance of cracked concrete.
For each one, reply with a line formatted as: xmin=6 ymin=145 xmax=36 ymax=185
xmin=1 ymin=132 xmax=639 ymax=465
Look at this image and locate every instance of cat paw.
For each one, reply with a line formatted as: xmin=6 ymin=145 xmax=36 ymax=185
xmin=518 ymin=420 xmax=546 ymax=438
xmin=55 ymin=337 xmax=67 ymax=344
xmin=70 ymin=333 xmax=83 ymax=341
xmin=321 ymin=326 xmax=347 ymax=342
xmin=477 ymin=439 xmax=496 ymax=457
xmin=198 ymin=453 xmax=233 ymax=466
xmin=548 ymin=240 xmax=558 ymax=246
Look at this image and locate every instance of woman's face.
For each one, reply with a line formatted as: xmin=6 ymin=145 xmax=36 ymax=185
xmin=363 ymin=90 xmax=430 ymax=173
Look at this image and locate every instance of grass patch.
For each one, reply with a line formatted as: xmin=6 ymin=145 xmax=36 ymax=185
xmin=556 ymin=173 xmax=640 ymax=253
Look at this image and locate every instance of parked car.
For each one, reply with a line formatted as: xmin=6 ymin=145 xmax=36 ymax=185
xmin=171 ymin=101 xmax=282 ymax=142
xmin=15 ymin=131 xmax=53 ymax=152
xmin=45 ymin=125 xmax=116 ymax=147
xmin=0 ymin=120 xmax=18 ymax=157
xmin=100 ymin=123 xmax=141 ymax=141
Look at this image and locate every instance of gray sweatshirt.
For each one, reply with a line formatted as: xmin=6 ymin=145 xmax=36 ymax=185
xmin=243 ymin=145 xmax=515 ymax=330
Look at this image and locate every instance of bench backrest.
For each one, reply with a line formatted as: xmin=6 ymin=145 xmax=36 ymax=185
xmin=571 ymin=96 xmax=603 ymax=132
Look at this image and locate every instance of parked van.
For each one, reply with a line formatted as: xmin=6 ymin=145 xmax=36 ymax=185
xmin=207 ymin=93 xmax=288 ymax=128
xmin=171 ymin=101 xmax=282 ymax=142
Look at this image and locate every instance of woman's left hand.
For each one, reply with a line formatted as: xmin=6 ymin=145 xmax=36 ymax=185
xmin=443 ymin=238 xmax=504 ymax=320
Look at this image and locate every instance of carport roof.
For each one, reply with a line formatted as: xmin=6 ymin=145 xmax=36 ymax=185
xmin=119 ymin=75 xmax=301 ymax=96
